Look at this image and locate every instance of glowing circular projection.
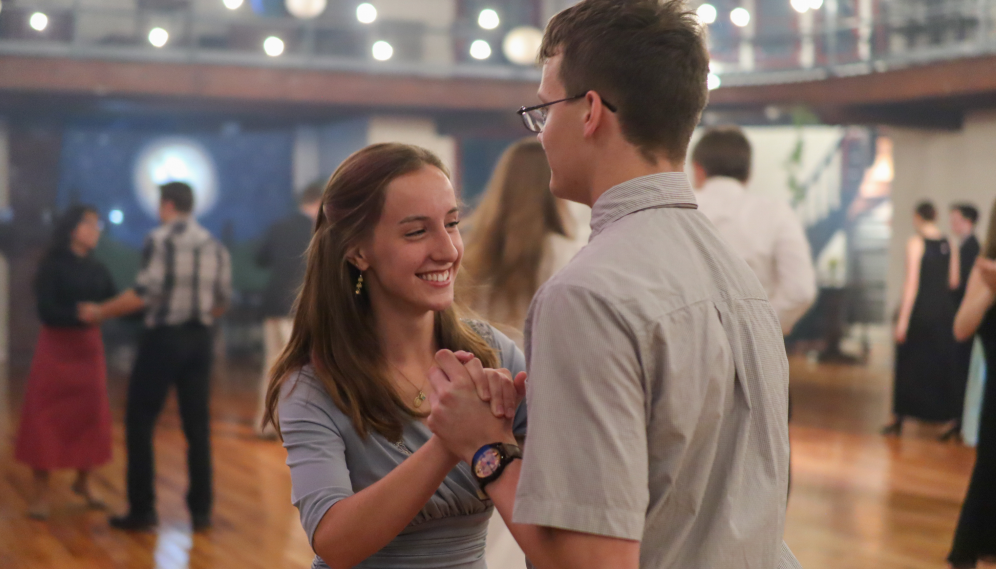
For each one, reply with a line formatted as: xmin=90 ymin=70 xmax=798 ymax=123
xmin=356 ymin=2 xmax=377 ymax=23
xmin=285 ymin=0 xmax=326 ymax=19
xmin=148 ymin=27 xmax=169 ymax=47
xmin=707 ymin=73 xmax=721 ymax=90
xmin=372 ymin=40 xmax=393 ymax=61
xmin=502 ymin=26 xmax=543 ymax=65
xmin=470 ymin=39 xmax=492 ymax=60
xmin=109 ymin=209 xmax=125 ymax=225
xmin=809 ymin=0 xmax=824 ymax=9
xmin=30 ymin=12 xmax=48 ymax=32
xmin=223 ymin=0 xmax=244 ymax=9
xmin=133 ymin=137 xmax=219 ymax=219
xmin=696 ymin=3 xmax=717 ymax=24
xmin=263 ymin=36 xmax=285 ymax=56
xmin=790 ymin=0 xmax=809 ymax=13
xmin=478 ymin=8 xmax=499 ymax=30
xmin=730 ymin=7 xmax=751 ymax=27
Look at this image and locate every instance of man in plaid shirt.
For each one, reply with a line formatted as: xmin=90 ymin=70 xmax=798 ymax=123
xmin=80 ymin=181 xmax=231 ymax=532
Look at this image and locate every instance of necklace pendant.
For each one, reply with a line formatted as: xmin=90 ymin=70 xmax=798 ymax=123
xmin=414 ymin=391 xmax=427 ymax=408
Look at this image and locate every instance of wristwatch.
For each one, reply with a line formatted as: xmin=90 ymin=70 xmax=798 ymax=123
xmin=472 ymin=443 xmax=522 ymax=493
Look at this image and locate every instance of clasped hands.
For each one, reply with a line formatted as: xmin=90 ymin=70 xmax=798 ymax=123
xmin=426 ymin=350 xmax=527 ymax=465
xmin=77 ymin=302 xmax=103 ymax=324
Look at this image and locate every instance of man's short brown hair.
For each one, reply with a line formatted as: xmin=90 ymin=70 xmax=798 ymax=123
xmin=691 ymin=127 xmax=752 ymax=183
xmin=160 ymin=181 xmax=195 ymax=213
xmin=540 ymin=0 xmax=710 ymax=163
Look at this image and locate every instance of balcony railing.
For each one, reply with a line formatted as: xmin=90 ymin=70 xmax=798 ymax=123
xmin=0 ymin=0 xmax=993 ymax=84
xmin=0 ymin=0 xmax=545 ymax=81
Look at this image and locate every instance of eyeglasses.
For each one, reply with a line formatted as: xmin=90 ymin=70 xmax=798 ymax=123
xmin=517 ymin=93 xmax=618 ymax=133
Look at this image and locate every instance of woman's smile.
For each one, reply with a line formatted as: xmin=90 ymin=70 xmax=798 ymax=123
xmin=417 ymin=268 xmax=453 ymax=286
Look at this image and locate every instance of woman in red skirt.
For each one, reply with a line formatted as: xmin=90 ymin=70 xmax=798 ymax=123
xmin=15 ymin=205 xmax=117 ymax=519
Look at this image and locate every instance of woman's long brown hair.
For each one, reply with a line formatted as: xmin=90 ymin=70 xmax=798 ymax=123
xmin=461 ymin=139 xmax=571 ymax=328
xmin=263 ymin=143 xmax=498 ymax=441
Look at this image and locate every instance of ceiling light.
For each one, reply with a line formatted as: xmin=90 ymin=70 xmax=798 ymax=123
xmin=478 ymin=8 xmax=499 ymax=30
xmin=502 ymin=26 xmax=543 ymax=65
xmin=263 ymin=36 xmax=285 ymax=57
xmin=29 ymin=12 xmax=48 ymax=32
xmin=357 ymin=3 xmax=376 ymax=23
xmin=790 ymin=0 xmax=809 ymax=12
xmin=696 ymin=3 xmax=717 ymax=24
xmin=223 ymin=0 xmax=243 ymax=9
xmin=809 ymin=0 xmax=824 ymax=9
xmin=707 ymin=73 xmax=721 ymax=90
xmin=148 ymin=27 xmax=169 ymax=47
xmin=469 ymin=39 xmax=491 ymax=60
xmin=372 ymin=40 xmax=393 ymax=61
xmin=109 ymin=210 xmax=124 ymax=225
xmin=285 ymin=0 xmax=326 ymax=19
xmin=730 ymin=7 xmax=750 ymax=27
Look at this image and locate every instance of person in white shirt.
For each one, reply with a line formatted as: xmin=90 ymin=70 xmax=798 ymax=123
xmin=692 ymin=126 xmax=817 ymax=335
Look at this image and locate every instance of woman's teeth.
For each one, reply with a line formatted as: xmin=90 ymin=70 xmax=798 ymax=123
xmin=419 ymin=270 xmax=450 ymax=283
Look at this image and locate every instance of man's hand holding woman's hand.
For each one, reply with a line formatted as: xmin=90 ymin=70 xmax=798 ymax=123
xmin=426 ymin=349 xmax=526 ymax=464
xmin=450 ymin=351 xmax=524 ymax=420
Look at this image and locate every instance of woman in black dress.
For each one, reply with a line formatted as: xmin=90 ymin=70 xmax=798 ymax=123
xmin=884 ymin=201 xmax=961 ymax=435
xmin=947 ymin=198 xmax=996 ymax=568
xmin=14 ymin=205 xmax=117 ymax=519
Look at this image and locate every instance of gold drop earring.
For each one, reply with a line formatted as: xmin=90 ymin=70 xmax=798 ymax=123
xmin=355 ymin=273 xmax=364 ymax=295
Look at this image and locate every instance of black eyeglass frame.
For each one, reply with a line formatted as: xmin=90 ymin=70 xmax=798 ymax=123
xmin=516 ymin=93 xmax=618 ymax=133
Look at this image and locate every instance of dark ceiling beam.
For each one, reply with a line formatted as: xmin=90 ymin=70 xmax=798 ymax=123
xmin=0 ymin=55 xmax=540 ymax=113
xmin=708 ymin=54 xmax=996 ymax=110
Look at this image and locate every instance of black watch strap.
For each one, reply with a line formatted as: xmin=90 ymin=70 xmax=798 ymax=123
xmin=472 ymin=443 xmax=522 ymax=495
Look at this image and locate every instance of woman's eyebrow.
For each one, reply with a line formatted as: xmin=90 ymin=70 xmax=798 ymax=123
xmin=398 ymin=208 xmax=459 ymax=224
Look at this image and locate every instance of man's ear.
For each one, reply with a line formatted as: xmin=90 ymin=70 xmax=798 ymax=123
xmin=582 ymin=90 xmax=607 ymax=139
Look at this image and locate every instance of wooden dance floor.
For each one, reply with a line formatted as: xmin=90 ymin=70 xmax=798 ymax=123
xmin=0 ymin=340 xmax=977 ymax=569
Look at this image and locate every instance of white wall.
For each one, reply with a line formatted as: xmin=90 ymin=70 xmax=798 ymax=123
xmin=367 ymin=116 xmax=456 ymax=176
xmin=886 ymin=109 xmax=996 ymax=313
xmin=688 ymin=125 xmax=845 ymax=213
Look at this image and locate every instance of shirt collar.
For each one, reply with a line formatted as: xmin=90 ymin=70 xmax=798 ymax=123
xmin=698 ymin=176 xmax=747 ymax=197
xmin=589 ymin=172 xmax=697 ymax=239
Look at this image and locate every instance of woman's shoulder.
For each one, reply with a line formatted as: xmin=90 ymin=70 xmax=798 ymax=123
xmin=278 ymin=366 xmax=350 ymax=428
xmin=463 ymin=319 xmax=525 ymax=371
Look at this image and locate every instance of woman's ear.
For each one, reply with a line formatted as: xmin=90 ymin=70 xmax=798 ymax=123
xmin=346 ymin=246 xmax=370 ymax=272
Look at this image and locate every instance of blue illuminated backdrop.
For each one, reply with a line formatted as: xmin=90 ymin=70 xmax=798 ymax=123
xmin=56 ymin=124 xmax=295 ymax=250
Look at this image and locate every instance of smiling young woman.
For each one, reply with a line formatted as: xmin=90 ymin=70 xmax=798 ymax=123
xmin=262 ymin=143 xmax=527 ymax=569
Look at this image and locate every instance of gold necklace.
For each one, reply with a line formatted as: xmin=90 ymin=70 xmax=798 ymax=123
xmin=389 ymin=362 xmax=428 ymax=409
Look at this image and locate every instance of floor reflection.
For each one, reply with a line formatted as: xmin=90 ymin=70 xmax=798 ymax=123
xmin=154 ymin=526 xmax=192 ymax=569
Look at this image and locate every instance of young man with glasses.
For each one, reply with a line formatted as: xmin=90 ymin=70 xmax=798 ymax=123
xmin=427 ymin=1 xmax=801 ymax=568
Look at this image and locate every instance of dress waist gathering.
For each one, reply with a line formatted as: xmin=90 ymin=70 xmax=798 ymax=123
xmin=312 ymin=511 xmax=491 ymax=569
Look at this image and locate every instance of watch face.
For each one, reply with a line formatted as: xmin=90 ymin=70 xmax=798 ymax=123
xmin=474 ymin=447 xmax=502 ymax=478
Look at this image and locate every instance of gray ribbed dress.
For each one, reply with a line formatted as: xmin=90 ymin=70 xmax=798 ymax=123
xmin=278 ymin=324 xmax=527 ymax=569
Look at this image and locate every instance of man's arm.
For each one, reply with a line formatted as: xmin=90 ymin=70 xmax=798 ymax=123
xmin=771 ymin=206 xmax=816 ymax=335
xmin=79 ymin=235 xmax=165 ymax=323
xmin=483 ymin=461 xmax=640 ymax=569
xmin=429 ymin=285 xmax=648 ymax=569
xmin=427 ymin=353 xmax=640 ymax=569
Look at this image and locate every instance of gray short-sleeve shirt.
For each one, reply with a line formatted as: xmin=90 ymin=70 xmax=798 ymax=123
xmin=279 ymin=323 xmax=527 ymax=569
xmin=514 ymin=173 xmax=802 ymax=569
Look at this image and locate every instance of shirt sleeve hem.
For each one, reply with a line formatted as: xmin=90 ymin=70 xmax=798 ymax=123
xmin=511 ymin=498 xmax=644 ymax=541
xmin=300 ymin=493 xmax=350 ymax=548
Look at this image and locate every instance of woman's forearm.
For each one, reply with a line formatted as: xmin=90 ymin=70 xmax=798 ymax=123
xmin=312 ymin=435 xmax=461 ymax=569
xmin=954 ymin=268 xmax=995 ymax=341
